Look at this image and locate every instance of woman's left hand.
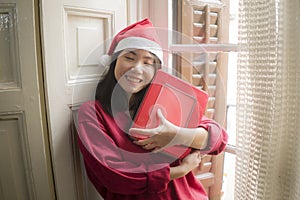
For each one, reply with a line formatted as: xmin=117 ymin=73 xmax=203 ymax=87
xmin=129 ymin=109 xmax=182 ymax=152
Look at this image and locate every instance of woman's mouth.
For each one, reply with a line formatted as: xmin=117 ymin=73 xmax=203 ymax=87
xmin=125 ymin=75 xmax=142 ymax=83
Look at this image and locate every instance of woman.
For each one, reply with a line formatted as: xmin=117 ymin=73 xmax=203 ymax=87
xmin=77 ymin=18 xmax=228 ymax=200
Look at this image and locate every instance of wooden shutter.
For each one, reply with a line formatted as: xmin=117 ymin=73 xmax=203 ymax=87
xmin=176 ymin=0 xmax=229 ymax=199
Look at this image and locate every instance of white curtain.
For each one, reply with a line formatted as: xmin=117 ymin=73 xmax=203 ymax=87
xmin=235 ymin=0 xmax=300 ymax=199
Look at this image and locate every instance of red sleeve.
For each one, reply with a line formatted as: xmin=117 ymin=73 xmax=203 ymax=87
xmin=77 ymin=102 xmax=170 ymax=195
xmin=198 ymin=116 xmax=228 ymax=155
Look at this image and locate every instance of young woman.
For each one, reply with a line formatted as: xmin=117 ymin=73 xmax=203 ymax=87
xmin=77 ymin=18 xmax=228 ymax=200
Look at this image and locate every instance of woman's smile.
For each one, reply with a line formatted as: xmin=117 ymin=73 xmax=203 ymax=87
xmin=125 ymin=74 xmax=143 ymax=83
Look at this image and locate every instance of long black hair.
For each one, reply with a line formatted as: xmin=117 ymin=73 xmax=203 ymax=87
xmin=95 ymin=51 xmax=161 ymax=119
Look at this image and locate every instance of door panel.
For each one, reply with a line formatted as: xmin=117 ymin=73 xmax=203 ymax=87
xmin=0 ymin=114 xmax=32 ymax=200
xmin=0 ymin=0 xmax=54 ymax=199
xmin=40 ymin=0 xmax=127 ymax=199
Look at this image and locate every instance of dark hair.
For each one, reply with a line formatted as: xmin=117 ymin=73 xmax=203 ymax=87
xmin=95 ymin=51 xmax=161 ymax=119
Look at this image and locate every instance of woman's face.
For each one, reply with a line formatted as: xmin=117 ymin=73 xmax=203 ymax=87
xmin=114 ymin=49 xmax=157 ymax=94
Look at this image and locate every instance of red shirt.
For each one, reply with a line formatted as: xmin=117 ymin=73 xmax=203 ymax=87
xmin=77 ymin=101 xmax=228 ymax=200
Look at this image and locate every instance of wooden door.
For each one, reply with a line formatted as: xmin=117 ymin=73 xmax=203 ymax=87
xmin=40 ymin=0 xmax=128 ymax=199
xmin=0 ymin=0 xmax=54 ymax=199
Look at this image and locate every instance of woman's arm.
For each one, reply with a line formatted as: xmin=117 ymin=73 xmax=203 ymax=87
xmin=173 ymin=126 xmax=208 ymax=149
xmin=130 ymin=109 xmax=228 ymax=155
xmin=170 ymin=150 xmax=202 ymax=180
xmin=77 ymin=102 xmax=171 ymax=195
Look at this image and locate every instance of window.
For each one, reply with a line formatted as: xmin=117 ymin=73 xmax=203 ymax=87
xmin=170 ymin=0 xmax=238 ymax=199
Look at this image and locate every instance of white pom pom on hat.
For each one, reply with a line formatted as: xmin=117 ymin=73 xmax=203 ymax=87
xmin=99 ymin=54 xmax=111 ymax=67
xmin=99 ymin=18 xmax=164 ymax=67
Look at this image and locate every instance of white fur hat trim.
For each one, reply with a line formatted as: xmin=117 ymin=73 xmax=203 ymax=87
xmin=114 ymin=37 xmax=163 ymax=64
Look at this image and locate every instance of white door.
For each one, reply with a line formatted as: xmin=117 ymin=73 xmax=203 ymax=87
xmin=40 ymin=0 xmax=129 ymax=199
xmin=0 ymin=0 xmax=54 ymax=199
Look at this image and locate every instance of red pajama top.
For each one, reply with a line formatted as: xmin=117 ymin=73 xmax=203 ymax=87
xmin=77 ymin=100 xmax=228 ymax=200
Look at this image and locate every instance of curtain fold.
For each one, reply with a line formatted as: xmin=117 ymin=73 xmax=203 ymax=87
xmin=235 ymin=0 xmax=300 ymax=199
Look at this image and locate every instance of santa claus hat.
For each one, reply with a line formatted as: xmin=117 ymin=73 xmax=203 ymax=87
xmin=99 ymin=18 xmax=164 ymax=66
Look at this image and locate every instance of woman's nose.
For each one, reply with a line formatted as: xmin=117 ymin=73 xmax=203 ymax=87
xmin=131 ymin=61 xmax=144 ymax=73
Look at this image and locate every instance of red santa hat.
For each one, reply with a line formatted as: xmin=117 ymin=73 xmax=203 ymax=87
xmin=99 ymin=18 xmax=164 ymax=66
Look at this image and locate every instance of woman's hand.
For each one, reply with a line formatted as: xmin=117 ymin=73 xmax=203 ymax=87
xmin=130 ymin=109 xmax=209 ymax=152
xmin=170 ymin=150 xmax=202 ymax=180
xmin=181 ymin=150 xmax=202 ymax=170
xmin=129 ymin=109 xmax=182 ymax=152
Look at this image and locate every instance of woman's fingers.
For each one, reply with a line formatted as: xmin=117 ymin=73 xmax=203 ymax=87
xmin=133 ymin=139 xmax=158 ymax=150
xmin=129 ymin=127 xmax=155 ymax=138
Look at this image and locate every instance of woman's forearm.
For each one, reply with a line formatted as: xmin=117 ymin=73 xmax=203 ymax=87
xmin=170 ymin=150 xmax=202 ymax=180
xmin=170 ymin=165 xmax=187 ymax=180
xmin=175 ymin=126 xmax=209 ymax=149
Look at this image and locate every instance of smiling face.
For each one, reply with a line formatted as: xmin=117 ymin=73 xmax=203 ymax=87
xmin=114 ymin=49 xmax=158 ymax=94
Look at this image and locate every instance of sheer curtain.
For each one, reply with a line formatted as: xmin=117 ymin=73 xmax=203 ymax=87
xmin=235 ymin=0 xmax=300 ymax=199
